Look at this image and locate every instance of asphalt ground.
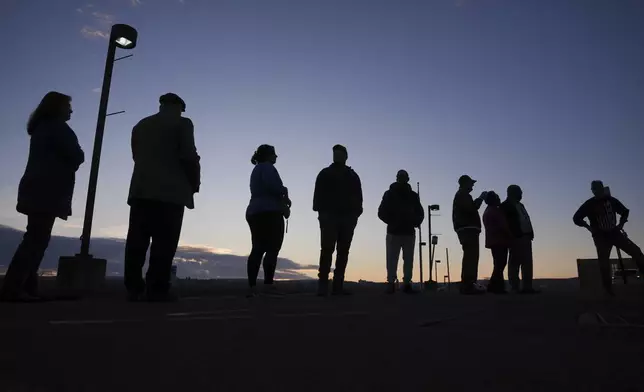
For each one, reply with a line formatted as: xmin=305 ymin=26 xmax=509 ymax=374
xmin=0 ymin=280 xmax=643 ymax=392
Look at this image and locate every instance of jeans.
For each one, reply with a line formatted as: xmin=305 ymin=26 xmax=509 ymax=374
xmin=246 ymin=211 xmax=285 ymax=287
xmin=1 ymin=214 xmax=56 ymax=296
xmin=593 ymin=230 xmax=644 ymax=291
xmin=457 ymin=229 xmax=480 ymax=287
xmin=386 ymin=234 xmax=415 ymax=284
xmin=124 ymin=199 xmax=185 ymax=295
xmin=488 ymin=246 xmax=509 ymax=291
xmin=508 ymin=237 xmax=533 ymax=291
xmin=318 ymin=213 xmax=358 ymax=282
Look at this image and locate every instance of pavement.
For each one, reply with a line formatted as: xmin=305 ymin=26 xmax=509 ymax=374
xmin=1 ymin=279 xmax=643 ymax=392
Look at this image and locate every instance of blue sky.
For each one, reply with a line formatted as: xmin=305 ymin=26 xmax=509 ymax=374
xmin=1 ymin=0 xmax=643 ymax=282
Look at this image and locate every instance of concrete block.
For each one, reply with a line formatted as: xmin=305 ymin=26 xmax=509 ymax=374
xmin=57 ymin=255 xmax=107 ymax=295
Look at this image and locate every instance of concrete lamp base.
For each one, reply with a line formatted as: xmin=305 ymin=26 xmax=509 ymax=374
xmin=57 ymin=254 xmax=107 ymax=296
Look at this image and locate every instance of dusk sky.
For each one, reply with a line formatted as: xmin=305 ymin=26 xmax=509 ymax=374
xmin=1 ymin=0 xmax=643 ymax=283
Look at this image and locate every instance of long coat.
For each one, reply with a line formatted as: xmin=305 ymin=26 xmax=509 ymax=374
xmin=16 ymin=120 xmax=85 ymax=220
xmin=128 ymin=113 xmax=201 ymax=209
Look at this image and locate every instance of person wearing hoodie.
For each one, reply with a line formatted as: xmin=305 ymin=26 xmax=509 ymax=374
xmin=313 ymin=144 xmax=363 ymax=296
xmin=245 ymin=144 xmax=291 ymax=298
xmin=0 ymin=92 xmax=85 ymax=302
xmin=124 ymin=93 xmax=201 ymax=302
xmin=482 ymin=191 xmax=512 ymax=294
xmin=500 ymin=184 xmax=538 ymax=294
xmin=378 ymin=170 xmax=425 ymax=294
xmin=452 ymin=175 xmax=488 ymax=295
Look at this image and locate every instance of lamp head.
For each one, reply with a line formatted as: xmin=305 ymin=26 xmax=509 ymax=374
xmin=429 ymin=204 xmax=440 ymax=211
xmin=111 ymin=24 xmax=138 ymax=49
xmin=431 ymin=235 xmax=438 ymax=245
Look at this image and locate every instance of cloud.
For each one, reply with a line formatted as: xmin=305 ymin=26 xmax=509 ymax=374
xmin=131 ymin=0 xmax=143 ymax=5
xmin=81 ymin=26 xmax=109 ymax=39
xmin=0 ymin=225 xmax=317 ymax=280
xmin=92 ymin=87 xmax=102 ymax=93
xmin=77 ymin=6 xmax=115 ymax=41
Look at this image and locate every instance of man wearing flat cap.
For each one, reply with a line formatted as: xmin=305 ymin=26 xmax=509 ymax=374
xmin=452 ymin=175 xmax=488 ymax=295
xmin=124 ymin=93 xmax=201 ymax=302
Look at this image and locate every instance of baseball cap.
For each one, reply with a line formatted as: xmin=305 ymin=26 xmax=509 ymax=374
xmin=458 ymin=175 xmax=476 ymax=186
xmin=159 ymin=93 xmax=186 ymax=112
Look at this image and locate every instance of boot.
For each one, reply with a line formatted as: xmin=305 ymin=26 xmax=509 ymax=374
xmin=332 ymin=277 xmax=352 ymax=296
xmin=317 ymin=279 xmax=329 ymax=297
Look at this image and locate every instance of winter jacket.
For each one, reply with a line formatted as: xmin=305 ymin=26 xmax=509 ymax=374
xmin=246 ymin=162 xmax=288 ymax=218
xmin=500 ymin=200 xmax=534 ymax=241
xmin=452 ymin=189 xmax=482 ymax=233
xmin=378 ymin=182 xmax=424 ymax=236
xmin=16 ymin=120 xmax=85 ymax=220
xmin=313 ymin=163 xmax=363 ymax=217
xmin=128 ymin=112 xmax=201 ymax=209
xmin=482 ymin=206 xmax=512 ymax=249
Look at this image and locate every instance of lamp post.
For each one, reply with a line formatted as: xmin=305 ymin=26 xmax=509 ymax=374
xmin=427 ymin=204 xmax=440 ymax=289
xmin=57 ymin=24 xmax=138 ymax=293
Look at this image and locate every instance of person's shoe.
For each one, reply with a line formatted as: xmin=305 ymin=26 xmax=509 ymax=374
xmin=317 ymin=280 xmax=329 ymax=297
xmin=487 ymin=286 xmax=508 ymax=295
xmin=402 ymin=283 xmax=418 ymax=294
xmin=0 ymin=292 xmax=44 ymax=303
xmin=127 ymin=291 xmax=145 ymax=302
xmin=332 ymin=279 xmax=353 ymax=296
xmin=146 ymin=291 xmax=178 ymax=302
xmin=261 ymin=284 xmax=285 ymax=297
xmin=460 ymin=284 xmax=485 ymax=295
xmin=385 ymin=283 xmax=396 ymax=294
xmin=519 ymin=288 xmax=541 ymax=295
xmin=246 ymin=286 xmax=258 ymax=298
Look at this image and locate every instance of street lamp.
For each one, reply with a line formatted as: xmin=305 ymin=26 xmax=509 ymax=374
xmin=426 ymin=204 xmax=440 ymax=290
xmin=57 ymin=24 xmax=138 ymax=293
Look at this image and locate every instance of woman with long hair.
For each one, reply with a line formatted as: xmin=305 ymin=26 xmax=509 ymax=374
xmin=0 ymin=91 xmax=85 ymax=302
xmin=245 ymin=144 xmax=291 ymax=297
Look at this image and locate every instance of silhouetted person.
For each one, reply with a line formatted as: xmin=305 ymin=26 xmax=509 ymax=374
xmin=378 ymin=170 xmax=424 ymax=294
xmin=124 ymin=93 xmax=201 ymax=302
xmin=452 ymin=175 xmax=487 ymax=295
xmin=573 ymin=181 xmax=644 ymax=296
xmin=245 ymin=145 xmax=291 ymax=298
xmin=313 ymin=144 xmax=363 ymax=296
xmin=482 ymin=191 xmax=512 ymax=294
xmin=0 ymin=92 xmax=84 ymax=302
xmin=500 ymin=185 xmax=538 ymax=294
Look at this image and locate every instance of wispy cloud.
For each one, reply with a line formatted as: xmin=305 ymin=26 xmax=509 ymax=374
xmin=92 ymin=87 xmax=101 ymax=93
xmin=81 ymin=26 xmax=109 ymax=39
xmin=77 ymin=5 xmax=115 ymax=40
xmin=130 ymin=0 xmax=143 ymax=6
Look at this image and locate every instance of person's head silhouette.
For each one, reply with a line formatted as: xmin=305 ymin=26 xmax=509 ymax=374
xmin=159 ymin=93 xmax=186 ymax=116
xmin=27 ymin=91 xmax=73 ymax=135
xmin=251 ymin=144 xmax=277 ymax=165
xmin=332 ymin=144 xmax=348 ymax=165
xmin=396 ymin=170 xmax=409 ymax=184
xmin=458 ymin=175 xmax=476 ymax=193
xmin=485 ymin=191 xmax=501 ymax=206
xmin=591 ymin=180 xmax=605 ymax=199
xmin=507 ymin=185 xmax=523 ymax=202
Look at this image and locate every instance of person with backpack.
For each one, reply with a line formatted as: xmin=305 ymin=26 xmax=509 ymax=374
xmin=378 ymin=170 xmax=425 ymax=294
